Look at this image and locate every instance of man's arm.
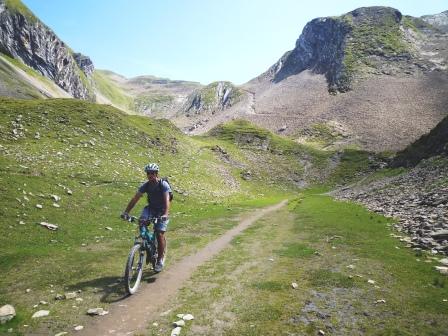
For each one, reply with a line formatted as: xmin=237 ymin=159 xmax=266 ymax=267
xmin=123 ymin=192 xmax=143 ymax=215
xmin=162 ymin=192 xmax=170 ymax=218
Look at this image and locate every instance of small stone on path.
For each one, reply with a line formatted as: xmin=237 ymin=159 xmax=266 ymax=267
xmin=51 ymin=195 xmax=61 ymax=202
xmin=39 ymin=222 xmax=58 ymax=230
xmin=182 ymin=313 xmax=194 ymax=321
xmin=375 ymin=299 xmax=386 ymax=304
xmin=74 ymin=325 xmax=84 ymax=331
xmin=171 ymin=326 xmax=181 ymax=336
xmin=65 ymin=292 xmax=78 ymax=299
xmin=439 ymin=258 xmax=448 ymax=266
xmin=36 ymin=204 xmax=43 ymax=209
xmin=291 ymin=282 xmax=298 ymax=289
xmin=55 ymin=332 xmax=68 ymax=336
xmin=367 ymin=279 xmax=376 ymax=285
xmin=87 ymin=308 xmax=109 ymax=316
xmin=435 ymin=266 xmax=448 ymax=275
xmin=173 ymin=320 xmax=185 ymax=327
xmin=32 ymin=310 xmax=50 ymax=318
xmin=0 ymin=304 xmax=16 ymax=324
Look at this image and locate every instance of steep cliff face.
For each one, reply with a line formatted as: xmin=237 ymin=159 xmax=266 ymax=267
xmin=269 ymin=16 xmax=351 ymax=92
xmin=0 ymin=0 xmax=95 ymax=100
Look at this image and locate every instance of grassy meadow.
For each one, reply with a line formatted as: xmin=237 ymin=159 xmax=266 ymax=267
xmin=0 ymin=97 xmax=445 ymax=335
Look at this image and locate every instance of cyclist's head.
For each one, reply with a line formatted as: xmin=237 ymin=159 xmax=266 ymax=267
xmin=144 ymin=163 xmax=159 ymax=175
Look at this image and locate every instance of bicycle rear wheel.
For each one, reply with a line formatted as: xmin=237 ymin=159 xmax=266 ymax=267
xmin=124 ymin=243 xmax=144 ymax=294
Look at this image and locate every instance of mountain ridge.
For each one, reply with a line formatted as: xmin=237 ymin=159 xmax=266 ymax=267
xmin=0 ymin=2 xmax=447 ymax=153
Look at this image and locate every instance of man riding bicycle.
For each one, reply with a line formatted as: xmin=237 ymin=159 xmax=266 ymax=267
xmin=121 ymin=163 xmax=171 ymax=272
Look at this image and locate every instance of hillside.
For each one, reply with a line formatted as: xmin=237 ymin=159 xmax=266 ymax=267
xmin=92 ymin=70 xmax=202 ymax=118
xmin=392 ymin=113 xmax=448 ymax=167
xmin=0 ymin=0 xmax=95 ymax=100
xmin=182 ymin=7 xmax=448 ymax=153
xmin=0 ymin=97 xmax=350 ymax=335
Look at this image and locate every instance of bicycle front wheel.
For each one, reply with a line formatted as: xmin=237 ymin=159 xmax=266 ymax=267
xmin=124 ymin=243 xmax=144 ymax=294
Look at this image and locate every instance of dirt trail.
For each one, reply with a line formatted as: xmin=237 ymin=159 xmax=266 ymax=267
xmin=80 ymin=200 xmax=287 ymax=336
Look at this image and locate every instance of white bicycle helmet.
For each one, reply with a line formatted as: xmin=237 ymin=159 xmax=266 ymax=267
xmin=144 ymin=163 xmax=159 ymax=173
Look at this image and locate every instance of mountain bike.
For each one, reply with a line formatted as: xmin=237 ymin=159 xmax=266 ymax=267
xmin=123 ymin=215 xmax=162 ymax=294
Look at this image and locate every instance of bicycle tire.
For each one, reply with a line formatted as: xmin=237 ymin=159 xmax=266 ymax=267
xmin=151 ymin=240 xmax=157 ymax=271
xmin=124 ymin=243 xmax=144 ymax=294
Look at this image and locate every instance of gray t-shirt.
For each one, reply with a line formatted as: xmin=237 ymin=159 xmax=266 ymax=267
xmin=138 ymin=180 xmax=171 ymax=212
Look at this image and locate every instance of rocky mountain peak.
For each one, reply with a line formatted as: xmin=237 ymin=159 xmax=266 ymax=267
xmin=0 ymin=0 xmax=95 ymax=100
xmin=348 ymin=6 xmax=402 ymax=25
xmin=262 ymin=6 xmax=444 ymax=93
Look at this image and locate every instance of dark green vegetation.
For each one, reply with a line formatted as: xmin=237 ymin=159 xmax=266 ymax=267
xmin=153 ymin=195 xmax=448 ymax=335
xmin=392 ymin=114 xmax=448 ymax=167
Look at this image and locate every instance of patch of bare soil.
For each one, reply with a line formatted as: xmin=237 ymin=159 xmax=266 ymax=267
xmin=77 ymin=201 xmax=287 ymax=336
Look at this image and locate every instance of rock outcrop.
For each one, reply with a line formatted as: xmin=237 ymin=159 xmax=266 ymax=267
xmin=268 ymin=15 xmax=351 ymax=92
xmin=183 ymin=81 xmax=241 ymax=115
xmin=422 ymin=10 xmax=448 ymax=32
xmin=0 ymin=0 xmax=94 ymax=100
xmin=73 ymin=53 xmax=94 ymax=77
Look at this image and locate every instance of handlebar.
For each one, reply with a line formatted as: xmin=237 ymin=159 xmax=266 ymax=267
xmin=121 ymin=214 xmax=166 ymax=224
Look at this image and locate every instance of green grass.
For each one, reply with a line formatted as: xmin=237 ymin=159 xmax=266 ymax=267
xmin=5 ymin=0 xmax=37 ymax=23
xmin=325 ymin=148 xmax=371 ymax=185
xmin=151 ymin=194 xmax=448 ymax=335
xmin=0 ymin=56 xmax=43 ymax=99
xmin=93 ymin=70 xmax=134 ymax=111
xmin=0 ymin=97 xmax=302 ymax=335
xmin=2 ymin=97 xmax=428 ymax=335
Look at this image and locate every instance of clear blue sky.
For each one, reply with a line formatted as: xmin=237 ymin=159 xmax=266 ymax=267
xmin=22 ymin=0 xmax=447 ymax=85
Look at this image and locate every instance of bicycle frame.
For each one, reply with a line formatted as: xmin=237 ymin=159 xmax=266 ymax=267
xmin=135 ymin=217 xmax=159 ymax=245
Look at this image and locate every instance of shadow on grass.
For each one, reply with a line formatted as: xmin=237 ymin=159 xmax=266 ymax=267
xmin=67 ymin=271 xmax=158 ymax=303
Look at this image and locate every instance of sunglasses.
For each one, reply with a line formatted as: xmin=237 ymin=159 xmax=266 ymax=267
xmin=146 ymin=171 xmax=158 ymax=175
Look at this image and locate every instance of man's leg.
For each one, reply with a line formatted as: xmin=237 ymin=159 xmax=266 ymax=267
xmin=154 ymin=218 xmax=168 ymax=272
xmin=156 ymin=231 xmax=166 ymax=263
